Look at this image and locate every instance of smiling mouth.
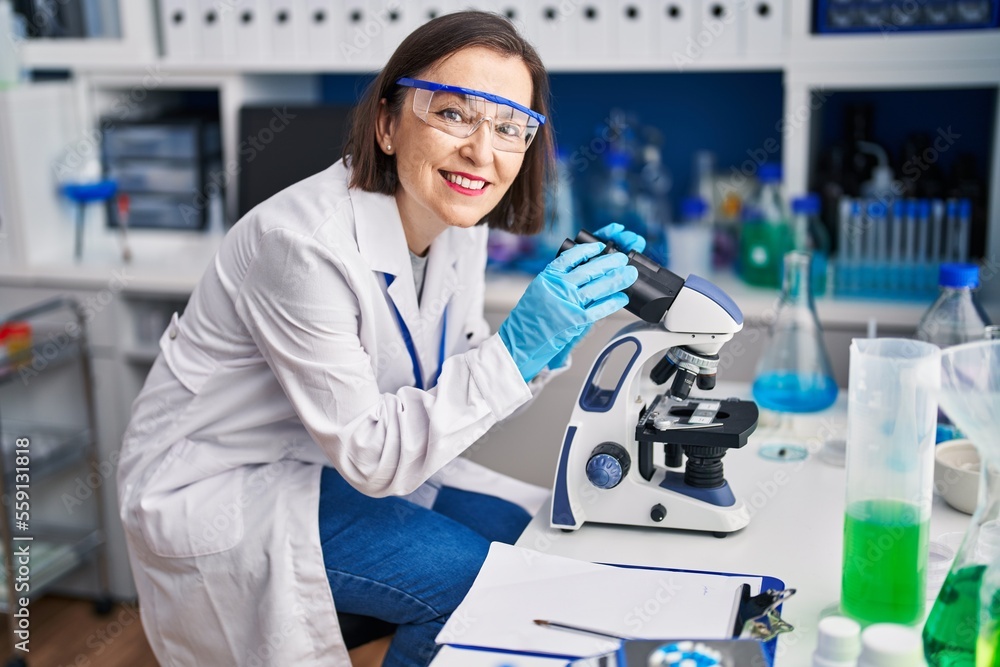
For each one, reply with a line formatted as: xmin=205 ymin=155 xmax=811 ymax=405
xmin=440 ymin=170 xmax=490 ymax=192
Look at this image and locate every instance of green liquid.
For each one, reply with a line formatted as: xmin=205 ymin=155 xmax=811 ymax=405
xmin=924 ymin=565 xmax=989 ymax=667
xmin=739 ymin=221 xmax=790 ymax=288
xmin=978 ymin=621 xmax=999 ymax=667
xmin=977 ymin=577 xmax=1000 ymax=667
xmin=842 ymin=499 xmax=929 ymax=625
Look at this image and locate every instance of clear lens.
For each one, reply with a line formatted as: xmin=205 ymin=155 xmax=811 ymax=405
xmin=411 ymin=88 xmax=538 ymax=153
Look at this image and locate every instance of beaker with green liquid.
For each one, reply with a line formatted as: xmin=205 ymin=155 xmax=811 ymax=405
xmin=842 ymin=338 xmax=941 ymax=626
xmin=923 ymin=340 xmax=1000 ymax=667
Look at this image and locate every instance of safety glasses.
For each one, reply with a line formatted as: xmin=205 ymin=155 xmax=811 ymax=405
xmin=396 ymin=77 xmax=546 ymax=153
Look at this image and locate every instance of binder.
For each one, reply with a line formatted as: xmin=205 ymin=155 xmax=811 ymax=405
xmin=695 ymin=0 xmax=741 ymax=58
xmin=744 ymin=0 xmax=785 ymax=55
xmin=266 ymin=0 xmax=305 ymax=62
xmin=230 ymin=0 xmax=268 ymax=63
xmin=303 ymin=0 xmax=338 ymax=62
xmin=339 ymin=0 xmax=382 ymax=67
xmin=655 ymin=0 xmax=694 ymax=66
xmin=379 ymin=0 xmax=417 ymax=63
xmin=614 ymin=0 xmax=653 ymax=66
xmin=525 ymin=3 xmax=575 ymax=66
xmin=576 ymin=2 xmax=611 ymax=65
xmin=160 ymin=0 xmax=199 ymax=60
xmin=198 ymin=0 xmax=231 ymax=62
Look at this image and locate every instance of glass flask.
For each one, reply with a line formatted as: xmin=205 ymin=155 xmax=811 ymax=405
xmin=923 ymin=340 xmax=1000 ymax=667
xmin=752 ymin=251 xmax=839 ymax=414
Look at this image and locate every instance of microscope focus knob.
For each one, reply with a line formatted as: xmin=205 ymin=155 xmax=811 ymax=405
xmin=650 ymin=504 xmax=667 ymax=522
xmin=586 ymin=443 xmax=631 ymax=489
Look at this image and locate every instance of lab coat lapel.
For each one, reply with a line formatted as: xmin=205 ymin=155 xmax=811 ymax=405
xmin=351 ymin=186 xmax=424 ymax=380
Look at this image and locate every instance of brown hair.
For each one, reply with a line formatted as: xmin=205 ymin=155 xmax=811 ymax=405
xmin=343 ymin=11 xmax=554 ymax=236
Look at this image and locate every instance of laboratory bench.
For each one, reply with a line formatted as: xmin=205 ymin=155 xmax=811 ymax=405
xmin=507 ymin=385 xmax=972 ymax=667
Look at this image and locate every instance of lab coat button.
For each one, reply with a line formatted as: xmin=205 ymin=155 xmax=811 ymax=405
xmin=169 ymin=328 xmax=178 ymax=340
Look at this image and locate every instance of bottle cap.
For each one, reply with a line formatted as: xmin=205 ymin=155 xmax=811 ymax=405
xmin=866 ymin=201 xmax=887 ymax=218
xmin=604 ymin=149 xmax=630 ymax=169
xmin=939 ymin=263 xmax=980 ymax=289
xmin=857 ymin=624 xmax=923 ymax=667
xmin=681 ymin=196 xmax=709 ymax=219
xmin=813 ymin=616 xmax=861 ymax=664
xmin=792 ymin=194 xmax=821 ymax=215
xmin=758 ymin=163 xmax=782 ymax=183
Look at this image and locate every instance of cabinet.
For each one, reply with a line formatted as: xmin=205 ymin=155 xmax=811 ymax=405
xmin=0 ymin=297 xmax=112 ymax=667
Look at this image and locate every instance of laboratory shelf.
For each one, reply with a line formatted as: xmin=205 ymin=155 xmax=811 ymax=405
xmin=0 ymin=331 xmax=82 ymax=386
xmin=0 ymin=421 xmax=90 ymax=484
xmin=0 ymin=525 xmax=103 ymax=613
xmin=0 ymin=297 xmax=112 ymax=666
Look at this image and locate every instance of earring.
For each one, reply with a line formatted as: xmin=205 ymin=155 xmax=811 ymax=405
xmin=386 ymin=144 xmax=392 ymax=152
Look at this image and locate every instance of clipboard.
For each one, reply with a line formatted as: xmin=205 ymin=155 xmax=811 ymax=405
xmin=434 ymin=544 xmax=790 ymax=667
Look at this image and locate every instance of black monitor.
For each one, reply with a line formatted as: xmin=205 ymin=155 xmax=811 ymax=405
xmin=237 ymin=105 xmax=354 ymax=220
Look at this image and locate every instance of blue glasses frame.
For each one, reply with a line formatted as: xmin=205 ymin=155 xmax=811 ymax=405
xmin=396 ymin=77 xmax=547 ymax=125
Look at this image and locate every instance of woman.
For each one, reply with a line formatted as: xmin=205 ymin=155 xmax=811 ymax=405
xmin=117 ymin=11 xmax=644 ymax=667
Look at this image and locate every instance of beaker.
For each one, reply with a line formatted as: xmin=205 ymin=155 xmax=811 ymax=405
xmin=752 ymin=251 xmax=838 ymax=414
xmin=923 ymin=340 xmax=1000 ymax=667
xmin=841 ymin=338 xmax=940 ymax=626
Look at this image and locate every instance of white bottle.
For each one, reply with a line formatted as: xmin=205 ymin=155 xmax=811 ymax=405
xmin=857 ymin=624 xmax=925 ymax=667
xmin=812 ymin=616 xmax=861 ymax=667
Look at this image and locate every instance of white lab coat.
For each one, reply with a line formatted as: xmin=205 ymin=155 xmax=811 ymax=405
xmin=117 ymin=159 xmax=554 ymax=666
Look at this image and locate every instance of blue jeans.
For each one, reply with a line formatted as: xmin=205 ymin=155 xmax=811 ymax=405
xmin=318 ymin=467 xmax=531 ymax=667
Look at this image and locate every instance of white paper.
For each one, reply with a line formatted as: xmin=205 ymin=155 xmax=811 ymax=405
xmin=430 ymin=645 xmax=568 ymax=667
xmin=437 ymin=543 xmax=761 ymax=658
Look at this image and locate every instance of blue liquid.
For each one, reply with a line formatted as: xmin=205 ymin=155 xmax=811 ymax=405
xmin=752 ymin=372 xmax=838 ymax=413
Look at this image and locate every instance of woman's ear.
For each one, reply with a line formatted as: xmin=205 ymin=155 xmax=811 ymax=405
xmin=376 ymin=98 xmax=395 ymax=155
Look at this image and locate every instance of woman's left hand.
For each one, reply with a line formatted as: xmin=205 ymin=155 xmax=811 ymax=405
xmin=593 ymin=222 xmax=646 ymax=254
xmin=547 ymin=223 xmax=645 ymax=371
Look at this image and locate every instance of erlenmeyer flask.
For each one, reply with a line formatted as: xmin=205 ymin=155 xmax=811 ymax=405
xmin=752 ymin=251 xmax=838 ymax=413
xmin=923 ymin=340 xmax=1000 ymax=667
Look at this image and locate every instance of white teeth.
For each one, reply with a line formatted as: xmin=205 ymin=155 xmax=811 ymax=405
xmin=445 ymin=172 xmax=486 ymax=190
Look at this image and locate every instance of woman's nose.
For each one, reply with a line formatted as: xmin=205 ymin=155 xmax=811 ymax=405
xmin=460 ymin=119 xmax=495 ymax=164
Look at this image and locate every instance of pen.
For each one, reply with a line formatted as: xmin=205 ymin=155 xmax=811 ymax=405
xmin=533 ymin=619 xmax=632 ymax=641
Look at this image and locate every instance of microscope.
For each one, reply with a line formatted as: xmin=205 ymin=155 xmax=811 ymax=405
xmin=551 ymin=231 xmax=759 ymax=537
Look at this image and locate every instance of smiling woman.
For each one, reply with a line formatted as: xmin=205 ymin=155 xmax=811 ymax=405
xmin=116 ymin=10 xmax=641 ymax=667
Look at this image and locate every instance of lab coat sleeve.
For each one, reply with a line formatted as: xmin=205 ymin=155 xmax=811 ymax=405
xmin=234 ymin=228 xmax=533 ymax=497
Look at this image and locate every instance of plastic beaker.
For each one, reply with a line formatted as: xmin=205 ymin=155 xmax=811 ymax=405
xmin=841 ymin=338 xmax=940 ymax=626
xmin=922 ymin=340 xmax=1000 ymax=666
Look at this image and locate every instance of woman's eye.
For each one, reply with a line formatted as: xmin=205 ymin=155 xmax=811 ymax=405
xmin=438 ymin=108 xmax=466 ymax=123
xmin=497 ymin=122 xmax=523 ymax=138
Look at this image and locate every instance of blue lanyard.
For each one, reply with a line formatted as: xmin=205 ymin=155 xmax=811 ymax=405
xmin=384 ymin=274 xmax=447 ymax=390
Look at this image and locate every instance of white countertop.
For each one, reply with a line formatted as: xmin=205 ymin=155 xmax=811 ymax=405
xmin=514 ymin=384 xmax=972 ymax=666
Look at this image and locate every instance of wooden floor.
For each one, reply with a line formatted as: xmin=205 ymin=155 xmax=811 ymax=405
xmin=0 ymin=596 xmax=158 ymax=667
xmin=0 ymin=596 xmax=390 ymax=667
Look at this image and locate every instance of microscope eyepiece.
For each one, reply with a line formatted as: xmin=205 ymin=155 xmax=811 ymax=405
xmin=559 ymin=231 xmax=686 ymax=324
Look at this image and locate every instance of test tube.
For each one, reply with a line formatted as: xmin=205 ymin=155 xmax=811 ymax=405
xmin=838 ymin=197 xmax=851 ymax=294
xmin=957 ymin=199 xmax=971 ymax=263
xmin=890 ymin=200 xmax=904 ymax=292
xmin=849 ymin=200 xmax=864 ymax=294
xmin=874 ymin=203 xmax=889 ymax=294
xmin=865 ymin=202 xmax=885 ymax=293
xmin=904 ymin=199 xmax=917 ymax=294
xmin=931 ymin=199 xmax=944 ymax=263
xmin=917 ymin=200 xmax=932 ymax=293
xmin=945 ymin=199 xmax=958 ymax=262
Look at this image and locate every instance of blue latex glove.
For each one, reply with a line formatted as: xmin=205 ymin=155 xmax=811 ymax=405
xmin=547 ymin=224 xmax=647 ymax=370
xmin=499 ymin=242 xmax=638 ymax=382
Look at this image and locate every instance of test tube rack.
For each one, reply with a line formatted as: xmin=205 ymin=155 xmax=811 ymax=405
xmin=833 ymin=196 xmax=974 ymax=300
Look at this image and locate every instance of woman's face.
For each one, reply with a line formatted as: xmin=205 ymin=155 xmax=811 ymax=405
xmin=378 ymin=46 xmax=533 ymax=240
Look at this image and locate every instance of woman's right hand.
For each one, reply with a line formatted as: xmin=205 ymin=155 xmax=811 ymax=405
xmin=498 ymin=242 xmax=638 ymax=382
